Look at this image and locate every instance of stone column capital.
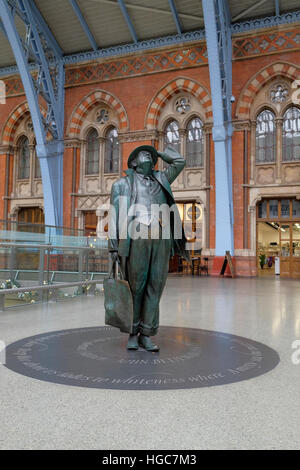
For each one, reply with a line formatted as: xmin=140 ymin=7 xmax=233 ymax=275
xmin=0 ymin=145 xmax=13 ymax=154
xmin=64 ymin=138 xmax=81 ymax=149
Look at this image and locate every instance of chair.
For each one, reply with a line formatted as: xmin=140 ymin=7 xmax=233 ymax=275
xmin=199 ymin=257 xmax=209 ymax=276
xmin=178 ymin=256 xmax=191 ymax=275
xmin=177 ymin=255 xmax=183 ymax=273
xmin=190 ymin=248 xmax=202 ymax=275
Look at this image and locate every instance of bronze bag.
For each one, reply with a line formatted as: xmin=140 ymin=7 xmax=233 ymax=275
xmin=104 ymin=258 xmax=133 ymax=334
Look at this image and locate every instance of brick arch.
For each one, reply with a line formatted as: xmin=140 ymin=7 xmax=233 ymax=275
xmin=236 ymin=62 xmax=300 ymax=119
xmin=145 ymin=77 xmax=212 ymax=129
xmin=67 ymin=89 xmax=129 ymax=138
xmin=2 ymin=101 xmax=30 ymax=145
xmin=1 ymin=101 xmax=48 ymax=145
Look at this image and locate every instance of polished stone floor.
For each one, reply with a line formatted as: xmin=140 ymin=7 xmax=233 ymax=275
xmin=0 ymin=276 xmax=299 ymax=450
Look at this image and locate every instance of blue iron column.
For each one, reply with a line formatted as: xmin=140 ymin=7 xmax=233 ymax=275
xmin=0 ymin=0 xmax=64 ymax=228
xmin=202 ymin=0 xmax=234 ymax=256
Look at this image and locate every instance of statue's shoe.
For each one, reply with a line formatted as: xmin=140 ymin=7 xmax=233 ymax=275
xmin=138 ymin=335 xmax=159 ymax=352
xmin=127 ymin=334 xmax=139 ymax=350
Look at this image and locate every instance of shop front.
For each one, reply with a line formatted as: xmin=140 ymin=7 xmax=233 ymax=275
xmin=169 ymin=201 xmax=203 ymax=273
xmin=257 ymin=198 xmax=300 ymax=278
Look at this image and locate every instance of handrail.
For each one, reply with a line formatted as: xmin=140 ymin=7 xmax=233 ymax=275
xmin=0 ymin=242 xmax=105 ymax=250
xmin=0 ymin=218 xmax=85 ymax=233
xmin=0 ymin=279 xmax=101 ymax=294
xmin=0 ymin=278 xmax=103 ymax=311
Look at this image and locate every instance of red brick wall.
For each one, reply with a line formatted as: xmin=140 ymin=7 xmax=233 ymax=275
xmin=209 ymin=133 xmax=215 ymax=249
xmin=64 ymin=66 xmax=211 ymax=135
xmin=1 ymin=25 xmax=300 ymax=276
xmin=232 ymin=130 xmax=244 ymax=250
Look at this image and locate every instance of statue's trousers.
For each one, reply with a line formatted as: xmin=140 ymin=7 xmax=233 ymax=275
xmin=126 ymin=223 xmax=172 ymax=336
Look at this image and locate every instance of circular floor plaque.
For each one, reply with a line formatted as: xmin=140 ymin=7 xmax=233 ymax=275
xmin=5 ymin=326 xmax=280 ymax=390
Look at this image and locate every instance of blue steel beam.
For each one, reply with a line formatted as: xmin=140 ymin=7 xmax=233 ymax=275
xmin=202 ymin=0 xmax=234 ymax=256
xmin=0 ymin=29 xmax=206 ymax=76
xmin=275 ymin=0 xmax=280 ymax=16
xmin=31 ymin=0 xmax=63 ymax=58
xmin=168 ymin=0 xmax=182 ymax=34
xmin=2 ymin=4 xmax=300 ymax=77
xmin=0 ymin=0 xmax=64 ymax=228
xmin=69 ymin=0 xmax=98 ymax=51
xmin=117 ymin=0 xmax=138 ymax=43
xmin=232 ymin=0 xmax=268 ymax=22
xmin=18 ymin=0 xmax=63 ymax=138
xmin=0 ymin=19 xmax=8 ymax=38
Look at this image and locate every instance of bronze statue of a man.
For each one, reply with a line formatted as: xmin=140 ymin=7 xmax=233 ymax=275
xmin=108 ymin=145 xmax=188 ymax=352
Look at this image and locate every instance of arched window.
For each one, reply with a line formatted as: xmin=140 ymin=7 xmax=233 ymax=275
xmin=105 ymin=127 xmax=119 ymax=174
xmin=18 ymin=136 xmax=30 ymax=179
xmin=283 ymin=106 xmax=300 ymax=162
xmin=255 ymin=110 xmax=276 ymax=163
xmin=164 ymin=120 xmax=180 ymax=154
xmin=86 ymin=128 xmax=99 ymax=175
xmin=186 ymin=117 xmax=204 ymax=167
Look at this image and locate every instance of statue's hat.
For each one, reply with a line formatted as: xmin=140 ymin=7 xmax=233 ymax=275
xmin=127 ymin=145 xmax=158 ymax=168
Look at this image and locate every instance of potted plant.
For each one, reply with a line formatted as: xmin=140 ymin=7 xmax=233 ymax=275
xmin=259 ymin=253 xmax=266 ymax=269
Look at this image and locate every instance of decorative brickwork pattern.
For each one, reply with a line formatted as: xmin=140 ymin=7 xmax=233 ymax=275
xmin=3 ymin=76 xmax=24 ymax=97
xmin=3 ymin=29 xmax=300 ymax=98
xmin=65 ymin=45 xmax=208 ymax=87
xmin=145 ymin=77 xmax=212 ymax=129
xmin=236 ymin=62 xmax=300 ymax=118
xmin=1 ymin=101 xmax=47 ymax=145
xmin=67 ymin=90 xmax=129 ymax=137
xmin=2 ymin=102 xmax=30 ymax=145
xmin=232 ymin=29 xmax=300 ymax=59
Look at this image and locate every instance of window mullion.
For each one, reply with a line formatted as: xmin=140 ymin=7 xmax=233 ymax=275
xmin=180 ymin=127 xmax=185 ymax=161
xmin=104 ymin=128 xmax=119 ymax=174
xmin=276 ymin=117 xmax=283 ymax=182
xmin=255 ymin=110 xmax=276 ymax=164
xmin=29 ymin=143 xmax=35 ymax=194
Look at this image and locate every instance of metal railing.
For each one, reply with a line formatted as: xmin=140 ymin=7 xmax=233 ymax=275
xmin=0 ymin=242 xmax=108 ymax=279
xmin=0 ymin=219 xmax=103 ymax=249
xmin=0 ymin=279 xmax=102 ymax=311
xmin=0 ymin=219 xmax=85 ymax=237
xmin=0 ymin=241 xmax=109 ymax=310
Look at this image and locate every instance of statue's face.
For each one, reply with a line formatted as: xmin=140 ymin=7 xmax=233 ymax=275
xmin=135 ymin=151 xmax=152 ymax=165
xmin=133 ymin=150 xmax=153 ymax=174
